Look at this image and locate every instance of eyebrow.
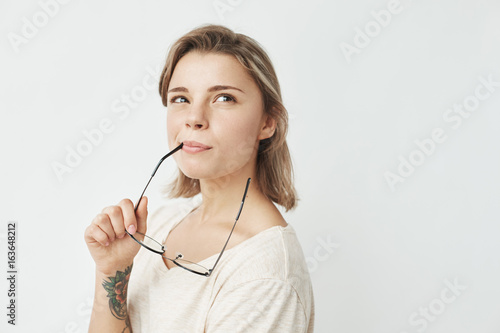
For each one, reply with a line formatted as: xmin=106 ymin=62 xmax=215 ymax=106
xmin=167 ymin=85 xmax=245 ymax=94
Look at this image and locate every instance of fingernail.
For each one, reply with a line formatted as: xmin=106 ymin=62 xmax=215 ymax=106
xmin=128 ymin=225 xmax=136 ymax=235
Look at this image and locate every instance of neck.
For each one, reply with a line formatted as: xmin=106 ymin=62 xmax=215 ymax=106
xmin=195 ymin=172 xmax=261 ymax=224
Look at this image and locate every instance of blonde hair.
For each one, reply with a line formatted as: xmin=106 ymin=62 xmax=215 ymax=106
xmin=159 ymin=24 xmax=297 ymax=211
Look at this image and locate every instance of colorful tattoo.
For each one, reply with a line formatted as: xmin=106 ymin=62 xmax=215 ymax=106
xmin=102 ymin=265 xmax=133 ymax=332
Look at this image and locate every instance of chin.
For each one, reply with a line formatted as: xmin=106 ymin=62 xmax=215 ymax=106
xmin=177 ymin=155 xmax=252 ymax=182
xmin=178 ymin=166 xmax=214 ymax=180
xmin=179 ymin=166 xmax=242 ymax=183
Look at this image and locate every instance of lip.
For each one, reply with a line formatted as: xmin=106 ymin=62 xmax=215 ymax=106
xmin=181 ymin=140 xmax=212 ymax=154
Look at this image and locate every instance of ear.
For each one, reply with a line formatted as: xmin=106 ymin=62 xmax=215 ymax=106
xmin=258 ymin=113 xmax=277 ymax=140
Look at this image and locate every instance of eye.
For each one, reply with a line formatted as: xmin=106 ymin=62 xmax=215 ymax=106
xmin=170 ymin=96 xmax=189 ymax=104
xmin=215 ymin=94 xmax=236 ymax=103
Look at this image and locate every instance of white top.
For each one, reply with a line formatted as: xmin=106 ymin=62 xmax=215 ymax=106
xmin=128 ymin=198 xmax=315 ymax=332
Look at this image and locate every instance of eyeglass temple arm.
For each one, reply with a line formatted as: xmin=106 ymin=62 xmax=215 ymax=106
xmin=134 ymin=142 xmax=184 ymax=212
xmin=209 ymin=177 xmax=251 ymax=274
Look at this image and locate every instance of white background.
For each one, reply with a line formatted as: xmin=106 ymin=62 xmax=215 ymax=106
xmin=1 ymin=0 xmax=500 ymax=332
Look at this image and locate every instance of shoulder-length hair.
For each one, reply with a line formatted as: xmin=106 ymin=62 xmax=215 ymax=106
xmin=159 ymin=24 xmax=297 ymax=211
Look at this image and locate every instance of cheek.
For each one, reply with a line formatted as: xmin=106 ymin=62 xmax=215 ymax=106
xmin=220 ymin=106 xmax=263 ymax=139
xmin=216 ymin=118 xmax=261 ymax=159
xmin=166 ymin=112 xmax=180 ymax=142
xmin=220 ymin=112 xmax=251 ymax=136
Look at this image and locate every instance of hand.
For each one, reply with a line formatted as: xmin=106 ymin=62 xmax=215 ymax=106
xmin=84 ymin=197 xmax=148 ymax=275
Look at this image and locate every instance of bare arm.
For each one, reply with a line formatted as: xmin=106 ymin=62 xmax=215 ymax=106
xmin=84 ymin=197 xmax=148 ymax=333
xmin=89 ymin=265 xmax=133 ymax=333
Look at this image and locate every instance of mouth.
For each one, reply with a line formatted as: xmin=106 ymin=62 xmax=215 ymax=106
xmin=181 ymin=140 xmax=212 ymax=154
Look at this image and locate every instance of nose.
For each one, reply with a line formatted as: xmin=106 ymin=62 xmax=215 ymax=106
xmin=185 ymin=103 xmax=208 ymax=130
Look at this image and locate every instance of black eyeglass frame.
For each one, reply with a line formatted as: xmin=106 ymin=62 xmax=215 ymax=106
xmin=125 ymin=142 xmax=251 ymax=277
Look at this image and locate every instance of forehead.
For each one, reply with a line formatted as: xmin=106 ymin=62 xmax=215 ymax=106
xmin=169 ymin=51 xmax=257 ymax=91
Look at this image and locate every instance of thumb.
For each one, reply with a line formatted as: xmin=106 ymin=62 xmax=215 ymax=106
xmin=136 ymin=196 xmax=148 ymax=234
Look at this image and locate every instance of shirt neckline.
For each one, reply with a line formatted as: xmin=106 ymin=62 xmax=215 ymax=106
xmin=152 ymin=200 xmax=292 ymax=275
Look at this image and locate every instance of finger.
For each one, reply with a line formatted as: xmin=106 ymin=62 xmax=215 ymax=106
xmin=99 ymin=205 xmax=121 ymax=240
xmin=91 ymin=213 xmax=116 ymax=242
xmin=101 ymin=205 xmax=114 ymax=214
xmin=119 ymin=198 xmax=139 ymax=236
xmin=85 ymin=224 xmax=110 ymax=247
xmin=92 ymin=206 xmax=116 ymax=241
xmin=103 ymin=205 xmax=125 ymax=239
xmin=136 ymin=196 xmax=148 ymax=234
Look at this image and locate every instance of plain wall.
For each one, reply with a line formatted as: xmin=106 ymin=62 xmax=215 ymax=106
xmin=1 ymin=0 xmax=499 ymax=332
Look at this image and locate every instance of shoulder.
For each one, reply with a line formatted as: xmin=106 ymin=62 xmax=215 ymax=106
xmin=207 ymin=277 xmax=312 ymax=332
xmin=207 ymin=227 xmax=315 ymax=331
xmin=225 ymin=224 xmax=308 ymax=278
xmin=213 ymin=224 xmax=314 ymax=309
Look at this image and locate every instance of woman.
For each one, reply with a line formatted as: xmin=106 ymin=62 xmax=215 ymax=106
xmin=84 ymin=24 xmax=314 ymax=332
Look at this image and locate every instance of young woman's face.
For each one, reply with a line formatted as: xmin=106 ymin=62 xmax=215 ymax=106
xmin=166 ymin=51 xmax=274 ymax=181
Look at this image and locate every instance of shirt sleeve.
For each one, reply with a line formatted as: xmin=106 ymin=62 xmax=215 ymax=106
xmin=205 ymin=279 xmax=309 ymax=333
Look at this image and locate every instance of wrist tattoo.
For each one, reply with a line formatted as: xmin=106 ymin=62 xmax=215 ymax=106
xmin=102 ymin=265 xmax=133 ymax=331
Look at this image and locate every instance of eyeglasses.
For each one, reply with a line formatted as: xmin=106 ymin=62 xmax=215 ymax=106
xmin=125 ymin=142 xmax=251 ymax=277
